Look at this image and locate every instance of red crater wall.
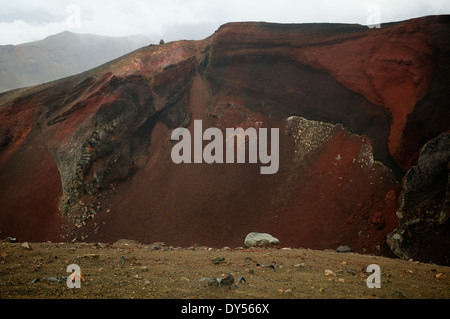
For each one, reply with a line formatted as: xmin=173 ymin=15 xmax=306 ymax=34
xmin=0 ymin=16 xmax=449 ymax=262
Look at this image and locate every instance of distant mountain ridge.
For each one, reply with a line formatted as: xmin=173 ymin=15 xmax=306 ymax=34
xmin=0 ymin=31 xmax=150 ymax=92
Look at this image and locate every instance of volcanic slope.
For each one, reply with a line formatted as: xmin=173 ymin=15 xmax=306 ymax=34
xmin=0 ymin=16 xmax=449 ymax=264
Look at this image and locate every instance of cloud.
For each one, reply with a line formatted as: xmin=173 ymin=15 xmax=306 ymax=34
xmin=0 ymin=0 xmax=449 ymax=45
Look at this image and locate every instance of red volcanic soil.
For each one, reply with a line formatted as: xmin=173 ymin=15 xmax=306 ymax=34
xmin=295 ymin=23 xmax=436 ymax=170
xmin=0 ymin=16 xmax=449 ymax=263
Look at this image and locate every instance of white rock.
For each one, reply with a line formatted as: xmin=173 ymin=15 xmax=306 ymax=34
xmin=21 ymin=242 xmax=32 ymax=250
xmin=244 ymin=232 xmax=279 ymax=247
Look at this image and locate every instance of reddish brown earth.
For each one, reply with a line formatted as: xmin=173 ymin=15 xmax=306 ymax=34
xmin=0 ymin=16 xmax=449 ymax=264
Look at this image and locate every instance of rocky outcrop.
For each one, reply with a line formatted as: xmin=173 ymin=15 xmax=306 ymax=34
xmin=387 ymin=133 xmax=450 ymax=264
xmin=0 ymin=16 xmax=449 ymax=264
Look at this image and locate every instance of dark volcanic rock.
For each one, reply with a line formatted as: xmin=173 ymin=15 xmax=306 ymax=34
xmin=387 ymin=133 xmax=450 ymax=265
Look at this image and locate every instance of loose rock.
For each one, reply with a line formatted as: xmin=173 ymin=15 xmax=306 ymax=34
xmin=21 ymin=242 xmax=32 ymax=250
xmin=256 ymin=262 xmax=276 ymax=271
xmin=244 ymin=232 xmax=279 ymax=247
xmin=324 ymin=269 xmax=336 ymax=276
xmin=217 ymin=274 xmax=234 ymax=286
xmin=336 ymin=245 xmax=352 ymax=253
xmin=45 ymin=277 xmax=63 ymax=283
xmin=393 ymin=290 xmax=407 ymax=298
xmin=236 ymin=276 xmax=246 ymax=284
xmin=200 ymin=274 xmax=235 ymax=287
xmin=212 ymin=257 xmax=225 ymax=265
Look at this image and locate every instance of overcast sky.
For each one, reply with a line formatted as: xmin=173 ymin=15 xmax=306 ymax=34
xmin=1 ymin=0 xmax=449 ymax=45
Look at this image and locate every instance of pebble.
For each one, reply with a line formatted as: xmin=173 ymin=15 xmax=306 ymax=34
xmin=256 ymin=263 xmax=276 ymax=271
xmin=393 ymin=290 xmax=407 ymax=298
xmin=46 ymin=277 xmax=63 ymax=283
xmin=217 ymin=274 xmax=234 ymax=286
xmin=200 ymin=274 xmax=235 ymax=287
xmin=324 ymin=269 xmax=336 ymax=276
xmin=212 ymin=257 xmax=225 ymax=264
xmin=343 ymin=268 xmax=356 ymax=276
xmin=140 ymin=266 xmax=149 ymax=272
xmin=21 ymin=242 xmax=32 ymax=250
xmin=336 ymin=246 xmax=352 ymax=253
xmin=150 ymin=242 xmax=165 ymax=250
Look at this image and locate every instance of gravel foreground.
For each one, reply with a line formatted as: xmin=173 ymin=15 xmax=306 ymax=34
xmin=0 ymin=239 xmax=449 ymax=300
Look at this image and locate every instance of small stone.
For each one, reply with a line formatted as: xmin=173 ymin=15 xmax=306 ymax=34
xmin=212 ymin=257 xmax=225 ymax=264
xmin=336 ymin=245 xmax=352 ymax=253
xmin=324 ymin=269 xmax=336 ymax=276
xmin=46 ymin=277 xmax=63 ymax=283
xmin=140 ymin=266 xmax=148 ymax=272
xmin=199 ymin=277 xmax=216 ymax=286
xmin=343 ymin=268 xmax=356 ymax=276
xmin=217 ymin=274 xmax=234 ymax=286
xmin=21 ymin=242 xmax=32 ymax=250
xmin=150 ymin=242 xmax=165 ymax=250
xmin=393 ymin=290 xmax=407 ymax=298
xmin=236 ymin=276 xmax=246 ymax=284
xmin=6 ymin=237 xmax=17 ymax=243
